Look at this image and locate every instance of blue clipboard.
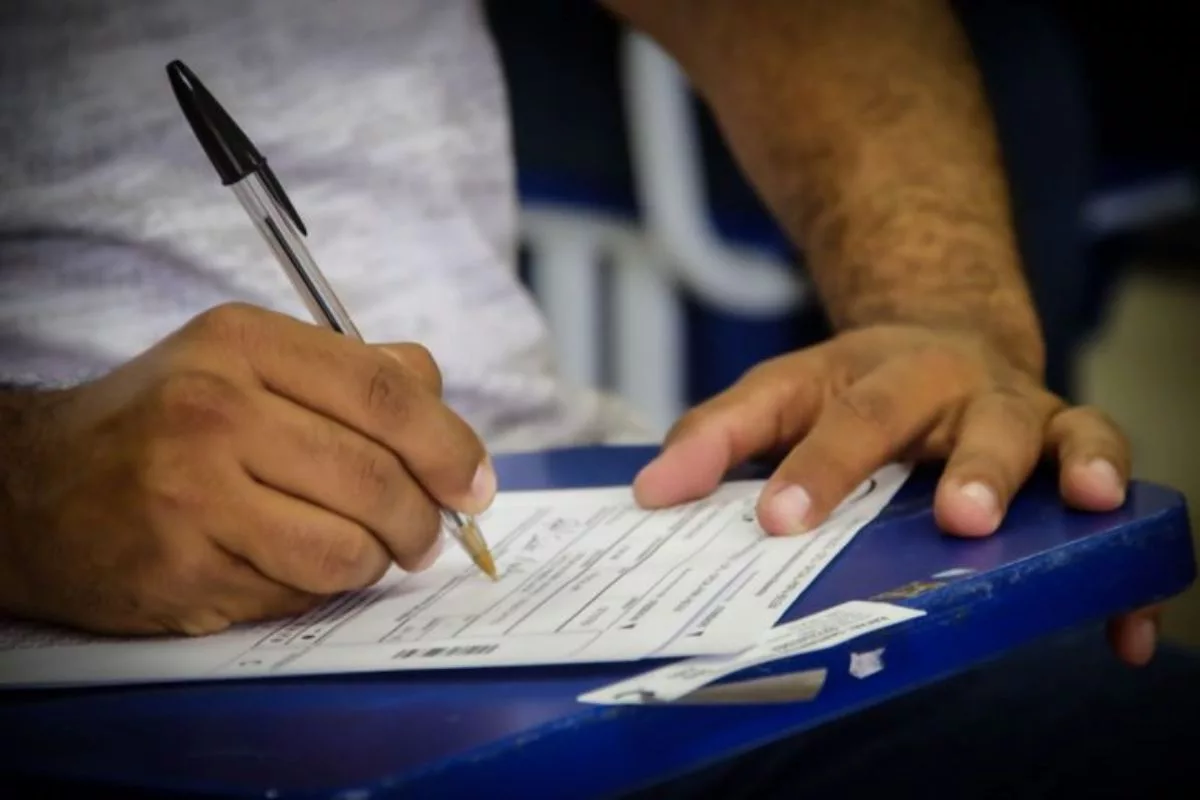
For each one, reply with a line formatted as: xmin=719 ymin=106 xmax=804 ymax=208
xmin=0 ymin=445 xmax=1193 ymax=798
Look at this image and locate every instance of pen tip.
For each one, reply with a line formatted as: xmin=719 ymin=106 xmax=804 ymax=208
xmin=478 ymin=553 xmax=499 ymax=581
xmin=460 ymin=518 xmax=498 ymax=580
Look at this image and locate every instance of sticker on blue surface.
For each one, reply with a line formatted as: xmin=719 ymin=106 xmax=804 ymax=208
xmin=849 ymin=647 xmax=886 ymax=679
xmin=578 ymin=600 xmax=924 ymax=705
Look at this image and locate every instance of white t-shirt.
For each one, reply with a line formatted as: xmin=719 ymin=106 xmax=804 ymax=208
xmin=0 ymin=0 xmax=652 ymax=451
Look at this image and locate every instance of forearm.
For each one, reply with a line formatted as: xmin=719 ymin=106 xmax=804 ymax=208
xmin=603 ymin=0 xmax=1044 ymax=375
xmin=0 ymin=386 xmax=63 ymax=532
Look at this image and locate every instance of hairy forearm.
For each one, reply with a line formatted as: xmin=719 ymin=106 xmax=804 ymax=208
xmin=0 ymin=384 xmax=76 ymax=614
xmin=603 ymin=0 xmax=1044 ymax=375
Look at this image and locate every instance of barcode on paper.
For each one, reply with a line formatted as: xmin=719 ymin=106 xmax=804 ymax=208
xmin=392 ymin=644 xmax=500 ymax=660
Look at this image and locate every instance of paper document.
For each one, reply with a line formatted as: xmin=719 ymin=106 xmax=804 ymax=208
xmin=0 ymin=464 xmax=908 ymax=688
xmin=578 ymin=600 xmax=924 ymax=705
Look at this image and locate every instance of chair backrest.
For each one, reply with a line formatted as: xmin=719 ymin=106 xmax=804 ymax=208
xmin=519 ymin=33 xmax=806 ymax=434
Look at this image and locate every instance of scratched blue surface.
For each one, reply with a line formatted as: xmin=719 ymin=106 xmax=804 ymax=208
xmin=0 ymin=446 xmax=1193 ymax=799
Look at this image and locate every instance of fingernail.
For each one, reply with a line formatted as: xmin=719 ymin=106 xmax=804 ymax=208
xmin=1132 ymin=616 xmax=1157 ymax=662
xmin=413 ymin=536 xmax=444 ymax=572
xmin=958 ymin=481 xmax=998 ymax=517
xmin=470 ymin=457 xmax=498 ymax=508
xmin=1084 ymin=458 xmax=1125 ymax=503
xmin=767 ymin=485 xmax=812 ymax=535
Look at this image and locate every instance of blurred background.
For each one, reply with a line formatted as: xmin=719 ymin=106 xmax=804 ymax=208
xmin=482 ymin=0 xmax=1200 ymax=648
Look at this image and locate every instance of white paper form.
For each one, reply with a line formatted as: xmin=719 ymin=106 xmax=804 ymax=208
xmin=0 ymin=464 xmax=909 ymax=688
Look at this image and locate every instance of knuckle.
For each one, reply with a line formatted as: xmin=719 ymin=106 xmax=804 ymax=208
xmin=911 ymin=345 xmax=980 ymax=394
xmin=150 ymin=370 xmax=247 ymax=435
xmin=829 ymin=388 xmax=896 ymax=436
xmin=298 ymin=414 xmax=339 ymax=456
xmin=298 ymin=424 xmax=402 ymax=520
xmin=364 ymin=364 xmax=412 ymax=426
xmin=348 ymin=446 xmax=402 ymax=516
xmin=188 ymin=302 xmax=262 ymax=344
xmin=311 ymin=529 xmax=379 ymax=591
xmin=792 ymin=443 xmax=861 ymax=507
xmin=387 ymin=343 xmax=443 ymax=394
xmin=738 ymin=354 xmax=793 ymax=388
xmin=1051 ymin=403 xmax=1127 ymax=443
xmin=988 ymin=389 xmax=1043 ymax=431
xmin=1071 ymin=403 xmax=1121 ymax=431
xmin=1068 ymin=404 xmax=1132 ymax=460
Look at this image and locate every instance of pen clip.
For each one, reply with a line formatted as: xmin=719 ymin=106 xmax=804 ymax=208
xmin=256 ymin=162 xmax=308 ymax=236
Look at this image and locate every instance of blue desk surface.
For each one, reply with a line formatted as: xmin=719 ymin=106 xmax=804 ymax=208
xmin=0 ymin=446 xmax=1193 ymax=799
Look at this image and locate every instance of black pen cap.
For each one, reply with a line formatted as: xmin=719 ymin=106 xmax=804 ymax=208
xmin=167 ymin=59 xmax=263 ymax=185
xmin=167 ymin=59 xmax=307 ymax=234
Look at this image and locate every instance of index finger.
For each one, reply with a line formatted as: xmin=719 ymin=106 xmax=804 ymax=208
xmin=632 ymin=351 xmax=826 ymax=508
xmin=188 ymin=304 xmax=494 ymax=514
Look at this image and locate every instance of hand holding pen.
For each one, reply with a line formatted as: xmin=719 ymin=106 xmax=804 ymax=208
xmin=167 ymin=60 xmax=498 ymax=580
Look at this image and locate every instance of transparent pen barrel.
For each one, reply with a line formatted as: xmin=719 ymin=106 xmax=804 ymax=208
xmin=231 ymin=172 xmax=361 ymax=339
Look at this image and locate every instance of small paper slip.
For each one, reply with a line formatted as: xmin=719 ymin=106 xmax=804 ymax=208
xmin=578 ymin=600 xmax=925 ymax=705
xmin=0 ymin=464 xmax=909 ymax=688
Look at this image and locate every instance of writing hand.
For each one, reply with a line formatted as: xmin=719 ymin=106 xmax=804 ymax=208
xmin=0 ymin=303 xmax=495 ymax=636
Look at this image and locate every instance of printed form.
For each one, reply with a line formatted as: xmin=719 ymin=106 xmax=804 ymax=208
xmin=0 ymin=464 xmax=909 ymax=687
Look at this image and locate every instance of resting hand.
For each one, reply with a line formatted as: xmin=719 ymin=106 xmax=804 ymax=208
xmin=632 ymin=324 xmax=1157 ymax=665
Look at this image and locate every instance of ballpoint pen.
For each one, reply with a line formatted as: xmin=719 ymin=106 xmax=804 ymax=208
xmin=166 ymin=59 xmax=497 ymax=581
